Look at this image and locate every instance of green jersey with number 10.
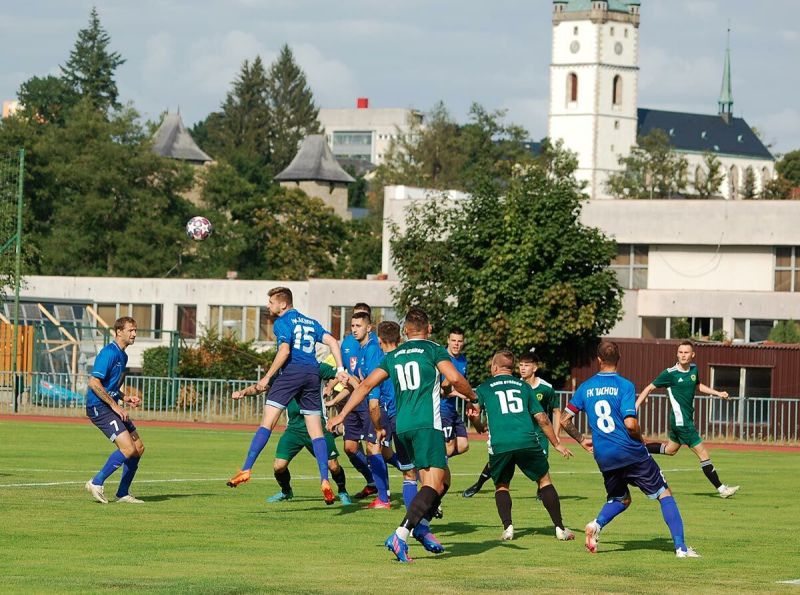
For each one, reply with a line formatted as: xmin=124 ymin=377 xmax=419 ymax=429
xmin=378 ymin=339 xmax=450 ymax=434
xmin=476 ymin=374 xmax=544 ymax=455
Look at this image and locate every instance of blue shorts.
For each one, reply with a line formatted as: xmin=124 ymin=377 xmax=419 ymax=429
xmin=344 ymin=407 xmax=374 ymax=442
xmin=602 ymin=456 xmax=669 ymax=501
xmin=87 ymin=404 xmax=137 ymax=442
xmin=266 ymin=365 xmax=322 ymax=414
xmin=441 ymin=412 xmax=468 ymax=442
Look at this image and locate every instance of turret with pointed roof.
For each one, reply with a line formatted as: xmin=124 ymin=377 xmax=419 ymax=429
xmin=719 ymin=28 xmax=734 ymax=123
xmin=152 ymin=112 xmax=212 ymax=164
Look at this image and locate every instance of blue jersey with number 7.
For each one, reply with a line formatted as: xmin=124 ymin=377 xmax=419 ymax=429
xmin=273 ymin=308 xmax=328 ymax=369
xmin=567 ymin=372 xmax=650 ymax=471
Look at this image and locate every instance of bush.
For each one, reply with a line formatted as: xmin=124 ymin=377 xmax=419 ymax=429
xmin=768 ymin=320 xmax=800 ymax=343
xmin=142 ymin=346 xmax=171 ymax=376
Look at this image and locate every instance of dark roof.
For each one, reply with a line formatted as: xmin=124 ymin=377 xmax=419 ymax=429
xmin=274 ymin=135 xmax=356 ymax=184
xmin=555 ymin=0 xmax=639 ymax=13
xmin=637 ymin=108 xmax=773 ymax=160
xmin=151 ymin=113 xmax=212 ymax=163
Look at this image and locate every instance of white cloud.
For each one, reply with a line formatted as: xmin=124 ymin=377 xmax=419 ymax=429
xmin=756 ymin=108 xmax=800 ymax=155
xmin=142 ymin=32 xmax=176 ymax=81
xmin=500 ymin=96 xmax=549 ymax=139
xmin=292 ymin=43 xmax=359 ymax=108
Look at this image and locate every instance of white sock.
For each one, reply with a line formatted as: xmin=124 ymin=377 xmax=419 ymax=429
xmin=395 ymin=527 xmax=410 ymax=541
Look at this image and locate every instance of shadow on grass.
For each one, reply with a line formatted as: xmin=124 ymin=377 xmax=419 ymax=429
xmin=144 ymin=493 xmax=215 ymax=502
xmin=688 ymin=491 xmax=729 ymax=499
xmin=593 ymin=536 xmax=674 ymax=554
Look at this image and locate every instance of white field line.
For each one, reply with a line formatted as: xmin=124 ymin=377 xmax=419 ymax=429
xmin=0 ymin=468 xmax=698 ymax=489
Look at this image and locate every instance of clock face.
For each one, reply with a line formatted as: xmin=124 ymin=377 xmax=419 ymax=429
xmin=614 ymin=41 xmax=623 ymax=55
xmin=570 ymin=40 xmax=580 ymax=54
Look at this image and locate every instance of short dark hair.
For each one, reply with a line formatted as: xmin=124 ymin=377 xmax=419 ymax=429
xmin=114 ymin=316 xmax=136 ymax=333
xmin=492 ymin=350 xmax=515 ymax=370
xmin=404 ymin=307 xmax=429 ymax=332
xmin=352 ymin=311 xmax=371 ymax=324
xmin=518 ymin=349 xmax=540 ymax=365
xmin=597 ymin=341 xmax=620 ymax=365
xmin=268 ymin=286 xmax=293 ymax=306
xmin=377 ymin=321 xmax=401 ymax=346
xmin=678 ymin=340 xmax=695 ymax=351
xmin=448 ymin=327 xmax=464 ymax=337
xmin=353 ymin=302 xmax=372 ymax=314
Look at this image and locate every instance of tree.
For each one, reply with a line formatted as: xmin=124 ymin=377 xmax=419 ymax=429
xmin=776 ymin=150 xmax=800 ymax=187
xmin=266 ymin=45 xmax=322 ymax=174
xmin=741 ymin=166 xmax=757 ymax=199
xmin=17 ymin=75 xmax=77 ymax=124
xmin=768 ymin=320 xmax=800 ymax=343
xmin=389 ymin=142 xmax=622 ymax=385
xmin=692 ymin=152 xmax=725 ymax=199
xmin=60 ymin=7 xmax=125 ymax=113
xmin=761 ymin=175 xmax=793 ymax=200
xmin=607 ymin=129 xmax=689 ymax=199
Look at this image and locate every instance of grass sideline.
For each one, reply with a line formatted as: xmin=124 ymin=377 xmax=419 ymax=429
xmin=1 ymin=420 xmax=797 ymax=594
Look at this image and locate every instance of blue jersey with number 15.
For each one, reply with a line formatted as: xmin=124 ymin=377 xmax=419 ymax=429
xmin=567 ymin=372 xmax=649 ymax=472
xmin=273 ymin=308 xmax=328 ymax=369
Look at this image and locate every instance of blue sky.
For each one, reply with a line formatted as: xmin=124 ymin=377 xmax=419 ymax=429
xmin=2 ymin=0 xmax=797 ymax=154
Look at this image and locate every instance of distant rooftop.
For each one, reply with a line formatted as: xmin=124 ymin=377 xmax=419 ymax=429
xmin=554 ymin=0 xmax=640 ymax=14
xmin=637 ymin=108 xmax=773 ymax=160
xmin=275 ymin=135 xmax=356 ymax=184
xmin=151 ymin=113 xmax=212 ymax=164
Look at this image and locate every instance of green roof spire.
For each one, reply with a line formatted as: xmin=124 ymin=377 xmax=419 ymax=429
xmin=718 ymin=25 xmax=734 ymax=119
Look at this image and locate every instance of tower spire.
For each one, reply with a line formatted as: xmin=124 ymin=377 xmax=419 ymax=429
xmin=718 ymin=24 xmax=733 ymax=122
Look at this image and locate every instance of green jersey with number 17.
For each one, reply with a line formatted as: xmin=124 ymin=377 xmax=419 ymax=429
xmin=378 ymin=339 xmax=450 ymax=434
xmin=475 ymin=374 xmax=544 ymax=455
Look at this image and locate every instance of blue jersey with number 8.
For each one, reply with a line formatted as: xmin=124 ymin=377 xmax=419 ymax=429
xmin=273 ymin=308 xmax=328 ymax=369
xmin=567 ymin=372 xmax=649 ymax=471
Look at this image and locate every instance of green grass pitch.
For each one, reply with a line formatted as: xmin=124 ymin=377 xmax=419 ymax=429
xmin=1 ymin=420 xmax=798 ymax=594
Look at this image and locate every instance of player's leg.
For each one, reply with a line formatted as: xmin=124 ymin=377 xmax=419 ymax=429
xmin=365 ymin=416 xmax=391 ymax=508
xmin=268 ymin=458 xmax=294 ymax=502
xmin=269 ymin=429 xmax=302 ymax=502
xmin=452 ymin=416 xmax=469 ymax=456
xmin=86 ymin=406 xmax=134 ymax=504
xmin=298 ymin=374 xmax=333 ymax=498
xmin=462 ymin=460 xmax=492 ymax=497
xmin=488 ymin=452 xmax=515 ymax=539
xmin=228 ymin=403 xmax=283 ymax=487
xmin=328 ymin=457 xmax=351 ymax=505
xmin=115 ymin=426 xmax=145 ymax=502
xmin=585 ymin=470 xmax=631 ymax=553
xmin=343 ymin=411 xmax=376 ymax=497
xmin=689 ymin=440 xmax=739 ymax=498
xmin=647 ymin=424 xmax=682 ymax=455
xmin=519 ymin=446 xmax=573 ymax=540
xmin=390 ymin=424 xmax=418 ymax=509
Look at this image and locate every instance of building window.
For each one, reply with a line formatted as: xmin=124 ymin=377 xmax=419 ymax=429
xmin=96 ymin=303 xmax=162 ymax=339
xmin=612 ymin=75 xmax=622 ymax=106
xmin=640 ymin=316 xmax=723 ymax=340
xmin=610 ymin=26 xmax=615 ymax=36
xmin=567 ymin=73 xmax=578 ymax=104
xmin=734 ymin=318 xmax=776 ymax=343
xmin=331 ymin=131 xmax=373 ymax=161
xmin=775 ymin=247 xmax=800 ymax=292
xmin=177 ymin=305 xmax=197 ymax=340
xmin=728 ymin=165 xmax=739 ymax=198
xmin=573 ymin=26 xmax=579 ymax=35
xmin=328 ymin=306 xmax=399 ymax=341
xmin=624 ymin=28 xmax=629 ymax=38
xmin=641 ymin=317 xmax=667 ymax=339
xmin=611 ymin=244 xmax=648 ymax=289
xmin=614 ymin=120 xmax=620 ymax=130
xmin=208 ymin=305 xmax=274 ymax=342
xmin=710 ymin=366 xmax=772 ymax=424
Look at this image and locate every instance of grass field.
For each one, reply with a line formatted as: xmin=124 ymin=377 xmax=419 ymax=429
xmin=1 ymin=420 xmax=798 ymax=594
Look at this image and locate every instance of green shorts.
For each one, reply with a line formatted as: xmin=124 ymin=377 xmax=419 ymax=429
xmin=489 ymin=446 xmax=550 ymax=486
xmin=668 ymin=423 xmax=703 ymax=448
xmin=275 ymin=425 xmax=339 ymax=462
xmin=396 ymin=428 xmax=447 ymax=470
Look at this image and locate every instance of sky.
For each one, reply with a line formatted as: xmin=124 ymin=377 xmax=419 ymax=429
xmin=2 ymin=0 xmax=798 ymax=154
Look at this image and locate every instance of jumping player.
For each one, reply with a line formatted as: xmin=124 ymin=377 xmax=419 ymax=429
xmin=636 ymin=340 xmax=739 ymax=498
xmin=561 ymin=341 xmax=700 ymax=558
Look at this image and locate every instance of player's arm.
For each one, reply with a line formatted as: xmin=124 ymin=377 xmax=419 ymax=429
xmin=87 ymin=376 xmax=129 ymax=421
xmin=698 ymin=383 xmax=729 ymax=399
xmin=232 ymin=383 xmax=267 ymax=400
xmin=326 ymin=368 xmax=389 ymax=432
xmin=466 ymin=402 xmax=486 ymax=433
xmin=624 ymin=416 xmax=644 ymax=443
xmin=322 ymin=333 xmax=348 ymax=383
xmin=257 ymin=342 xmax=290 ymax=390
xmin=436 ymin=360 xmax=476 ymax=401
xmin=551 ymin=407 xmax=562 ymax=444
xmin=559 ymin=408 xmax=593 ymax=453
xmin=367 ymin=399 xmax=386 ymax=442
xmin=635 ymin=382 xmax=657 ymax=410
xmin=533 ymin=412 xmax=573 ymax=458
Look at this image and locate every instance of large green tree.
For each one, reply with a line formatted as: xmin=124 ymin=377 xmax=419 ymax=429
xmin=17 ymin=75 xmax=77 ymax=125
xmin=390 ymin=142 xmax=622 ymax=385
xmin=607 ymin=129 xmax=689 ymax=199
xmin=60 ymin=7 xmax=125 ymax=113
xmin=692 ymin=152 xmax=725 ymax=199
xmin=776 ymin=150 xmax=800 ymax=188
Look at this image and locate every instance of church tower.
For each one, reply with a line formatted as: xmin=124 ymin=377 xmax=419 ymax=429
xmin=548 ymin=1 xmax=641 ymax=198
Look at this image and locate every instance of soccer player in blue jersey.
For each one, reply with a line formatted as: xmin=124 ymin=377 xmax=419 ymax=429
xmin=441 ymin=328 xmax=470 ymax=458
xmin=228 ymin=287 xmax=348 ymax=505
xmin=85 ymin=317 xmax=145 ymax=504
xmin=560 ymin=341 xmax=700 ymax=558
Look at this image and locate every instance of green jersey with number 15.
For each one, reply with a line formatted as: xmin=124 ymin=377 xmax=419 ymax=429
xmin=378 ymin=339 xmax=451 ymax=434
xmin=476 ymin=374 xmax=544 ymax=455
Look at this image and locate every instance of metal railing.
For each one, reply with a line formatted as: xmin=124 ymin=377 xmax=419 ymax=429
xmin=2 ymin=373 xmax=798 ymax=443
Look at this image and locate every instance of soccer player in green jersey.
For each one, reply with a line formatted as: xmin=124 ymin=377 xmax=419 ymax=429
xmin=328 ymin=307 xmax=475 ymax=563
xmin=467 ymin=350 xmax=575 ymax=542
xmin=636 ymin=340 xmax=740 ymax=499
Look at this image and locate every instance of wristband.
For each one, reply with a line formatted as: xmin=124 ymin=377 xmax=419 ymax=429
xmin=336 ymin=366 xmax=345 ymax=373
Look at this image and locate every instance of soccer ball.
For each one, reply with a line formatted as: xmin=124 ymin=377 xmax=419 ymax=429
xmin=186 ymin=216 xmax=213 ymax=241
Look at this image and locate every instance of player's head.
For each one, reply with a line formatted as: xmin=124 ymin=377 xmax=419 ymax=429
xmin=350 ymin=311 xmax=371 ymax=342
xmin=353 ymin=302 xmax=372 ymax=315
xmin=114 ymin=316 xmax=137 ymax=346
xmin=676 ymin=340 xmax=695 ymax=364
xmin=403 ymin=307 xmax=430 ymax=338
xmin=377 ymin=320 xmax=401 ymax=352
xmin=447 ymin=327 xmax=465 ymax=356
xmin=518 ymin=349 xmax=540 ymax=380
xmin=596 ymin=341 xmax=620 ymax=368
xmin=267 ymin=286 xmax=293 ymax=317
xmin=491 ymin=350 xmax=515 ymax=375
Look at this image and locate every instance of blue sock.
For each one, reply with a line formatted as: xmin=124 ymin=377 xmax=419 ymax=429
xmin=368 ymin=454 xmax=390 ymax=502
xmin=311 ymin=437 xmax=330 ymax=481
xmin=659 ymin=496 xmax=686 ymax=551
xmin=347 ymin=450 xmax=374 ymax=484
xmin=402 ymin=479 xmax=418 ymax=510
xmin=596 ymin=499 xmax=627 ymax=528
xmin=92 ymin=450 xmax=127 ymax=485
xmin=116 ymin=456 xmax=140 ymax=498
xmin=242 ymin=427 xmax=271 ymax=471
xmin=385 ymin=452 xmax=402 ymax=471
